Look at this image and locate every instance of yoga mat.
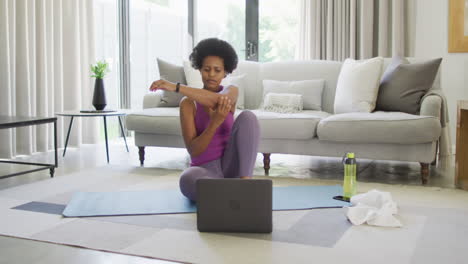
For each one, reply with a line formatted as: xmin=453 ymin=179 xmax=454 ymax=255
xmin=62 ymin=185 xmax=350 ymax=217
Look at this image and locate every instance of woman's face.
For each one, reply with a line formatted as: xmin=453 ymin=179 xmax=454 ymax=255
xmin=200 ymin=56 xmax=226 ymax=92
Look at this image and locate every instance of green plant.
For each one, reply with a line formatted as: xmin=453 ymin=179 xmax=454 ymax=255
xmin=90 ymin=60 xmax=109 ymax=79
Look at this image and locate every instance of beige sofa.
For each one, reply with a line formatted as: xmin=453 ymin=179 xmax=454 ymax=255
xmin=126 ymin=58 xmax=445 ymax=183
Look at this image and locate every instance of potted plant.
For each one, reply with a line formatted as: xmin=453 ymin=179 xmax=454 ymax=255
xmin=90 ymin=60 xmax=110 ymax=110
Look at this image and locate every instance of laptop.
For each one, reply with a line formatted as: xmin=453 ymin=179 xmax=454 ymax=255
xmin=196 ymin=178 xmax=272 ymax=233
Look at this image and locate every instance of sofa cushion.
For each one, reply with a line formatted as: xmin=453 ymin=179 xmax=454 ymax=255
xmin=183 ymin=61 xmax=204 ymax=88
xmin=126 ymin=108 xmax=183 ymax=135
xmin=334 ymin=57 xmax=384 ymax=114
xmin=127 ymin=108 xmax=246 ymax=136
xmin=231 ymin=60 xmax=261 ymax=109
xmin=128 ymin=108 xmax=330 ymax=140
xmin=262 ymin=79 xmax=324 ymax=110
xmin=156 ymin=58 xmax=186 ymax=107
xmin=262 ymin=93 xmax=303 ymax=113
xmin=258 ymin=60 xmax=342 ymax=113
xmin=251 ymin=110 xmax=330 ymax=140
xmin=221 ymin=74 xmax=246 ymax=109
xmin=317 ymin=112 xmax=441 ymax=144
xmin=376 ymin=57 xmax=443 ymax=115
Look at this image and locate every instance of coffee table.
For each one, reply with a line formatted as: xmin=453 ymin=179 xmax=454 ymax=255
xmin=0 ymin=115 xmax=58 ymax=179
xmin=56 ymin=110 xmax=129 ymax=163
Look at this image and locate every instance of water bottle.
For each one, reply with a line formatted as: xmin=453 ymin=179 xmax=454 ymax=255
xmin=343 ymin=152 xmax=357 ymax=201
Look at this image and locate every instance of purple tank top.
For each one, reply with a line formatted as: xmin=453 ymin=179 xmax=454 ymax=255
xmin=190 ymin=87 xmax=234 ymax=166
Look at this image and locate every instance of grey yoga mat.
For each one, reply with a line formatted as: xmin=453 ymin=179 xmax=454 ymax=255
xmin=62 ymin=185 xmax=350 ymax=217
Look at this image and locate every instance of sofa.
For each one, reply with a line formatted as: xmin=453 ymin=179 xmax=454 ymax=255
xmin=126 ymin=58 xmax=445 ymax=184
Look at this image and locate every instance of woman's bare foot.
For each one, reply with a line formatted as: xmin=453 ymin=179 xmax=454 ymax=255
xmin=240 ymin=176 xmax=252 ymax=179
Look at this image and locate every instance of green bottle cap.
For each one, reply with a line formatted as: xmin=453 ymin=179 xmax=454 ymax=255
xmin=347 ymin=153 xmax=355 ymax=158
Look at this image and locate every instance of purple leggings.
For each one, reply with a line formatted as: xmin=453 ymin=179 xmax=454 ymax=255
xmin=179 ymin=111 xmax=260 ymax=201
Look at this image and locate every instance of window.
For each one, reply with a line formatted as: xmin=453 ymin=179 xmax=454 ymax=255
xmin=94 ymin=0 xmax=121 ymax=139
xmin=196 ymin=0 xmax=299 ymax=62
xmin=196 ymin=0 xmax=246 ymax=60
xmin=95 ymin=0 xmax=301 ymax=114
xmin=129 ymin=0 xmax=189 ymax=109
xmin=94 ymin=0 xmax=120 ymax=110
xmin=259 ymin=0 xmax=299 ymax=62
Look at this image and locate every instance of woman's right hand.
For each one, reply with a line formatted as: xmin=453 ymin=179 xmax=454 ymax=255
xmin=149 ymin=79 xmax=176 ymax=92
xmin=208 ymin=96 xmax=232 ymax=128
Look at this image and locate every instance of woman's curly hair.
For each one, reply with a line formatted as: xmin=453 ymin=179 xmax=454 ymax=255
xmin=189 ymin=38 xmax=238 ymax=74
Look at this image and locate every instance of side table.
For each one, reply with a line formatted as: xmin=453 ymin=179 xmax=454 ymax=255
xmin=56 ymin=110 xmax=129 ymax=163
xmin=0 ymin=115 xmax=57 ymax=179
xmin=456 ymin=100 xmax=468 ymax=190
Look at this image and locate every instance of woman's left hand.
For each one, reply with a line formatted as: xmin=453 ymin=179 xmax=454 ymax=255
xmin=149 ymin=79 xmax=177 ymax=92
xmin=208 ymin=96 xmax=232 ymax=128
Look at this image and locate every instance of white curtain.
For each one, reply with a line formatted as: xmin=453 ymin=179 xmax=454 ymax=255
xmin=0 ymin=0 xmax=98 ymax=159
xmin=296 ymin=0 xmax=407 ymax=61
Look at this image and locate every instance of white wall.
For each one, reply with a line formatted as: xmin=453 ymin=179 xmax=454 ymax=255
xmin=414 ymin=0 xmax=468 ymax=151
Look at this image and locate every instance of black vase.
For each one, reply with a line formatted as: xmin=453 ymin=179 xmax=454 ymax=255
xmin=92 ymin=78 xmax=107 ymax=111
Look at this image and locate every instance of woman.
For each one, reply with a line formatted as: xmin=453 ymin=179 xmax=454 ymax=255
xmin=149 ymin=38 xmax=260 ymax=201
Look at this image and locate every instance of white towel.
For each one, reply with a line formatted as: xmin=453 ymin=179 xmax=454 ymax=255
xmin=346 ymin=189 xmax=402 ymax=227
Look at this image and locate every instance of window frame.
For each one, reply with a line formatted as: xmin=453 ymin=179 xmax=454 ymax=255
xmin=245 ymin=0 xmax=259 ymax=61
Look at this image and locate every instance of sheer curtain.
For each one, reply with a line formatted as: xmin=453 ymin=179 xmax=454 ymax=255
xmin=296 ymin=0 xmax=407 ymax=61
xmin=0 ymin=0 xmax=98 ymax=159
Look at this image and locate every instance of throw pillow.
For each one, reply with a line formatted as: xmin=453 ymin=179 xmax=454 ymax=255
xmin=183 ymin=61 xmax=204 ymax=88
xmin=376 ymin=56 xmax=442 ymax=114
xmin=262 ymin=79 xmax=324 ymax=110
xmin=262 ymin=93 xmax=303 ymax=113
xmin=381 ymin=55 xmax=410 ymax=81
xmin=221 ymin=74 xmax=246 ymax=109
xmin=334 ymin=57 xmax=384 ymax=114
xmin=156 ymin=58 xmax=186 ymax=107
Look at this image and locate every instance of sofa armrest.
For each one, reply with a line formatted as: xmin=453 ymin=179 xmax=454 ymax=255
xmin=143 ymin=92 xmax=162 ymax=109
xmin=420 ymin=95 xmax=442 ymax=119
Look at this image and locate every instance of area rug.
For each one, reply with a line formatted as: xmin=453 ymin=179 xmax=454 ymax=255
xmin=1 ymin=165 xmax=468 ymax=264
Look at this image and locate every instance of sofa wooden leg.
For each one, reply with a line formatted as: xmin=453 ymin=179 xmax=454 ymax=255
xmin=263 ymin=153 xmax=271 ymax=175
xmin=431 ymin=141 xmax=439 ymax=166
xmin=420 ymin=162 xmax=429 ymax=184
xmin=138 ymin=146 xmax=145 ymax=166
